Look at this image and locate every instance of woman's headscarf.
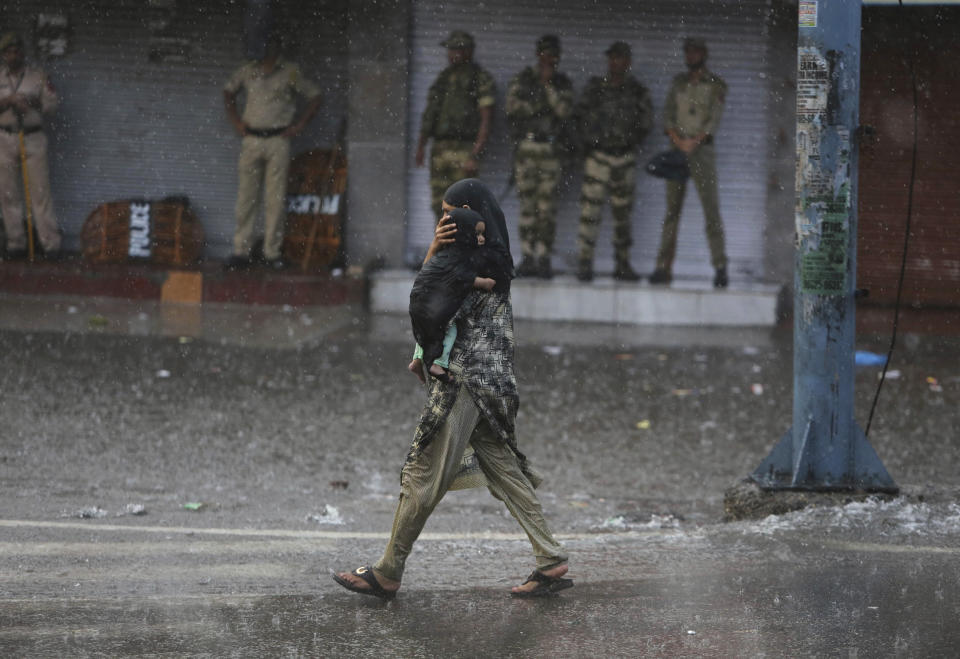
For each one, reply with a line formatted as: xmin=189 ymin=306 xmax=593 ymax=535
xmin=442 ymin=179 xmax=511 ymax=257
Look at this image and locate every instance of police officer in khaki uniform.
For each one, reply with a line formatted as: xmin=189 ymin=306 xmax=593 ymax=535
xmin=415 ymin=30 xmax=495 ymax=219
xmin=506 ymin=35 xmax=574 ymax=279
xmin=224 ymin=33 xmax=322 ymax=270
xmin=650 ymin=37 xmax=729 ymax=288
xmin=0 ymin=32 xmax=61 ymax=260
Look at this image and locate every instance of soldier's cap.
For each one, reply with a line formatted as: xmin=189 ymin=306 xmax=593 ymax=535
xmin=536 ymin=34 xmax=560 ymax=56
xmin=605 ymin=41 xmax=631 ymax=58
xmin=683 ymin=37 xmax=708 ymax=51
xmin=441 ymin=30 xmax=475 ymax=50
xmin=0 ymin=32 xmax=23 ymax=52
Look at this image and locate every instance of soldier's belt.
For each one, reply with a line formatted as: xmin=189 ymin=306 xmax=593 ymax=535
xmin=523 ymin=132 xmax=555 ymax=143
xmin=0 ymin=125 xmax=42 ymax=134
xmin=590 ymin=145 xmax=635 ymax=156
xmin=676 ymin=134 xmax=713 ymax=145
xmin=245 ymin=126 xmax=289 ymax=138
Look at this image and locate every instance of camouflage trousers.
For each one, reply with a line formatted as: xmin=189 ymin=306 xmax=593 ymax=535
xmin=429 ymin=140 xmax=476 ymax=217
xmin=577 ymin=149 xmax=637 ymax=264
xmin=655 ymin=143 xmax=727 ymax=271
xmin=514 ymin=140 xmax=562 ymax=259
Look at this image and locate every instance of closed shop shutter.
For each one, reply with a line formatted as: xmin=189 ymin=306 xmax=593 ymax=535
xmin=406 ymin=0 xmax=777 ymax=281
xmin=858 ymin=6 xmax=960 ymax=307
xmin=4 ymin=0 xmax=348 ymax=258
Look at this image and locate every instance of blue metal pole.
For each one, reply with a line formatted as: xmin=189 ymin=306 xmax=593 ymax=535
xmin=751 ymin=0 xmax=897 ymax=492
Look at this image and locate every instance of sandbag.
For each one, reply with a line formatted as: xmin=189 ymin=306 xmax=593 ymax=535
xmin=81 ymin=196 xmax=204 ymax=266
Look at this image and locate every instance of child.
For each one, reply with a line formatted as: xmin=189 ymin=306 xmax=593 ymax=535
xmin=408 ymin=208 xmax=509 ymax=383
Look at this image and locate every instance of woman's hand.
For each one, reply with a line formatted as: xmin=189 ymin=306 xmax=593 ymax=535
xmin=423 ymin=213 xmax=457 ymax=264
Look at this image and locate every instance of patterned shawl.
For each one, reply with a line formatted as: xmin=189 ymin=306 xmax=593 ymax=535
xmin=406 ymin=290 xmax=541 ymax=488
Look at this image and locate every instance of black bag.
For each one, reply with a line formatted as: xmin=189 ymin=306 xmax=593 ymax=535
xmin=645 ymin=150 xmax=690 ymax=181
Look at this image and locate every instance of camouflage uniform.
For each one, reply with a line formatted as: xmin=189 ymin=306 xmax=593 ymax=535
xmin=420 ymin=61 xmax=495 ymax=216
xmin=505 ymin=63 xmax=573 ymax=271
xmin=655 ymin=67 xmax=728 ymax=274
xmin=575 ymin=67 xmax=652 ymax=275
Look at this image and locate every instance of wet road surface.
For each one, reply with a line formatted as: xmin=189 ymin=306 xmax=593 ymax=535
xmin=1 ymin=294 xmax=959 ymax=656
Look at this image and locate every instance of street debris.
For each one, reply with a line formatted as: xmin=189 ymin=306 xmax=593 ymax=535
xmin=329 ymin=480 xmax=349 ymax=489
xmin=751 ymin=383 xmax=764 ymax=395
xmin=307 ymin=504 xmax=344 ymax=525
xmin=67 ymin=506 xmax=108 ymax=519
xmin=926 ymin=376 xmax=942 ymax=393
xmin=855 ymin=350 xmax=887 ymax=367
xmin=635 ymin=420 xmax=651 ymax=430
xmin=88 ymin=315 xmax=108 ymax=328
xmin=183 ymin=502 xmax=206 ymax=511
xmin=600 ymin=513 xmax=681 ymax=530
xmin=542 ymin=345 xmax=563 ymax=356
xmin=156 ymin=369 xmax=171 ymax=378
xmin=122 ymin=503 xmax=147 ymax=516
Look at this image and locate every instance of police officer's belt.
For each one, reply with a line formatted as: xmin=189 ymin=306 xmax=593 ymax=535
xmin=246 ymin=126 xmax=289 ymax=138
xmin=0 ymin=125 xmax=42 ymax=134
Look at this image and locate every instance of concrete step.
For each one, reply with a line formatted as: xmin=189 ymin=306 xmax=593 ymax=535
xmin=371 ymin=269 xmax=783 ymax=327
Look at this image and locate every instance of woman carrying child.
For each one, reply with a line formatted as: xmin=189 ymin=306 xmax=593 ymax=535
xmin=333 ymin=179 xmax=571 ymax=599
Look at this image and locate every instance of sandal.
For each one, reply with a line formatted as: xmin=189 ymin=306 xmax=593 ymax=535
xmin=510 ymin=569 xmax=574 ymax=598
xmin=332 ymin=566 xmax=397 ymax=601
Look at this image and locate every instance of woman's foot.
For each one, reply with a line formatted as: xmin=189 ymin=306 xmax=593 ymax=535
xmin=511 ymin=563 xmax=570 ymax=596
xmin=333 ymin=566 xmax=400 ymax=599
xmin=408 ymin=358 xmax=426 ymax=383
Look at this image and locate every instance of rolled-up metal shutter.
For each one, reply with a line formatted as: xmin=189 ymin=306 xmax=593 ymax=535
xmin=406 ymin=0 xmax=776 ymax=282
xmin=5 ymin=0 xmax=348 ymax=258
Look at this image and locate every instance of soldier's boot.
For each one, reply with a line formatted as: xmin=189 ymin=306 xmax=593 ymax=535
xmin=613 ymin=257 xmax=641 ymax=282
xmin=648 ymin=268 xmax=672 ymax=285
xmin=516 ymin=255 xmax=540 ymax=278
xmin=713 ymin=266 xmax=729 ymax=289
xmin=538 ymin=256 xmax=553 ymax=280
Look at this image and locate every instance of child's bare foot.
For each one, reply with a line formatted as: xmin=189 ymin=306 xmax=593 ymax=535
xmin=428 ymin=363 xmax=449 ymax=380
xmin=408 ymin=359 xmax=425 ymax=383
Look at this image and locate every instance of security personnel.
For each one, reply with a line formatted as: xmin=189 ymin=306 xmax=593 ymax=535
xmin=224 ymin=32 xmax=322 ymax=270
xmin=0 ymin=32 xmax=61 ymax=260
xmin=505 ymin=34 xmax=574 ymax=279
xmin=415 ymin=30 xmax=495 ymax=220
xmin=575 ymin=41 xmax=652 ymax=282
xmin=650 ymin=37 xmax=729 ymax=288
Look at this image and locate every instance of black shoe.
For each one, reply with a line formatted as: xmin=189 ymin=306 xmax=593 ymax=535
xmin=266 ymin=257 xmax=289 ymax=271
xmin=516 ymin=256 xmax=539 ymax=278
xmin=223 ymin=255 xmax=251 ymax=271
xmin=648 ymin=268 xmax=672 ymax=285
xmin=713 ymin=266 xmax=728 ymax=289
xmin=576 ymin=261 xmax=594 ymax=282
xmin=613 ymin=262 xmax=641 ymax=282
xmin=537 ymin=256 xmax=553 ymax=280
